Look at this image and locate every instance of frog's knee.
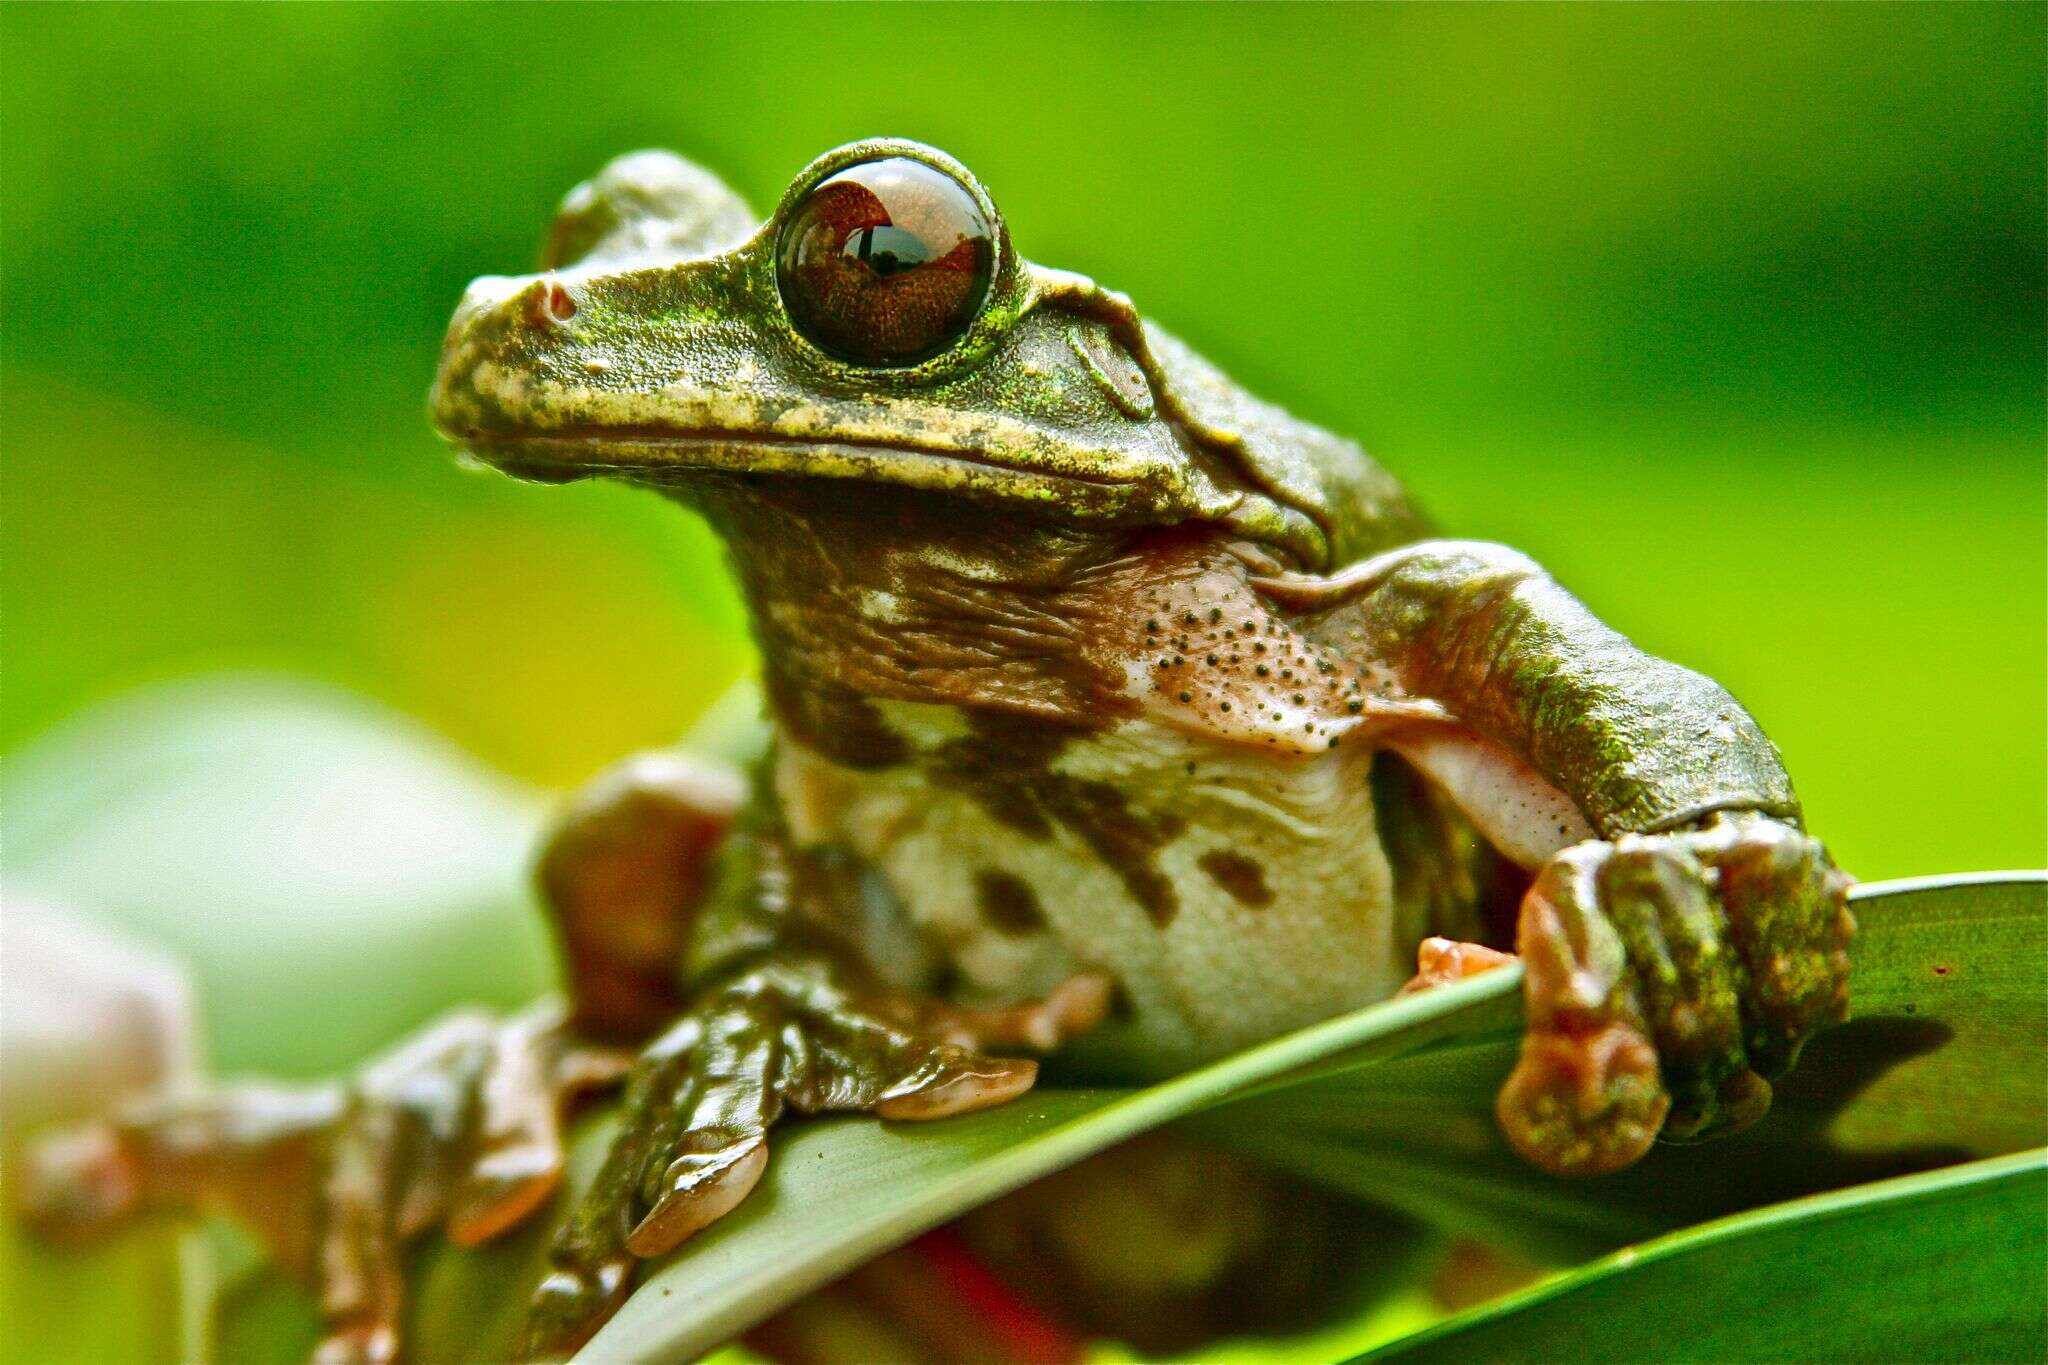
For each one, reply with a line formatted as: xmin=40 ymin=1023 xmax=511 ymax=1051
xmin=538 ymin=750 xmax=747 ymax=1040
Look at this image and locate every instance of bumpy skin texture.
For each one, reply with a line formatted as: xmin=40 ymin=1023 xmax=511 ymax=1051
xmin=16 ymin=140 xmax=1852 ymax=1362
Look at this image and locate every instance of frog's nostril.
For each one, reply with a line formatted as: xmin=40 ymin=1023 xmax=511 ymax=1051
xmin=521 ymin=279 xmax=579 ymax=328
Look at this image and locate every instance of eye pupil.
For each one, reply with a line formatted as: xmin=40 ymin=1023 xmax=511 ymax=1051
xmin=776 ymin=157 xmax=996 ymax=367
xmin=847 ymin=225 xmax=928 ymax=277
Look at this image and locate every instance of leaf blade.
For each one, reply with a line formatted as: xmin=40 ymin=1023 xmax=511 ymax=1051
xmin=1355 ymin=1149 xmax=2048 ymax=1365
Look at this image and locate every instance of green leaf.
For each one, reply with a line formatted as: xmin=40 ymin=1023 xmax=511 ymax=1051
xmin=383 ymin=874 xmax=2042 ymax=1364
xmin=1194 ymin=871 xmax=2048 ymax=1263
xmin=1355 ymin=1150 xmax=2047 ymax=1364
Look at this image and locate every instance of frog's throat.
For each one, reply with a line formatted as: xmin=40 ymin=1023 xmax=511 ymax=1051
xmin=458 ymin=430 xmax=1175 ymax=520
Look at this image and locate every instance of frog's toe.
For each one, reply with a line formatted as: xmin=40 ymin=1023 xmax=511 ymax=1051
xmin=874 ymin=1050 xmax=1038 ymax=1119
xmin=447 ymin=1015 xmax=627 ymax=1247
xmin=1498 ymin=843 xmax=1669 ymax=1176
xmin=12 ymin=1121 xmax=144 ymax=1243
xmin=895 ymin=969 xmax=1115 ymax=1054
xmin=628 ymin=1133 xmax=769 ymax=1255
xmin=1706 ymin=814 xmax=1855 ymax=1078
xmin=521 ymin=1255 xmax=634 ymax=1362
xmin=1398 ymin=937 xmax=1517 ymax=996
xmin=1599 ymin=837 xmax=1759 ymax=1141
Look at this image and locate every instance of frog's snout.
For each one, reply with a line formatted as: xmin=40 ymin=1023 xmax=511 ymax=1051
xmin=430 ymin=271 xmax=599 ymax=448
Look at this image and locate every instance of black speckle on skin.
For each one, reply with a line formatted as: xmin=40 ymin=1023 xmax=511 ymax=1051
xmin=975 ymin=869 xmax=1046 ymax=936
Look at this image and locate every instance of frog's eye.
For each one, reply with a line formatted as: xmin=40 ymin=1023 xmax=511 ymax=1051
xmin=775 ymin=157 xmax=997 ymax=367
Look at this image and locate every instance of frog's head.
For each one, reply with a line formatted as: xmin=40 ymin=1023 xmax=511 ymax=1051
xmin=433 ymin=140 xmax=1408 ymax=569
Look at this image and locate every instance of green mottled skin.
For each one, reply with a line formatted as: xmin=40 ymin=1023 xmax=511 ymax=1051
xmin=17 ymin=141 xmax=1853 ymax=1365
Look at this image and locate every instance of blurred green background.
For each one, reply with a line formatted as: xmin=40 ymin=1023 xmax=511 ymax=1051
xmin=4 ymin=2 xmax=2042 ymax=874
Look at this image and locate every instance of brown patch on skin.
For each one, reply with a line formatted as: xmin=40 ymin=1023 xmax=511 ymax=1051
xmin=975 ymin=870 xmax=1045 ymax=937
xmin=1197 ymin=850 xmax=1274 ymax=909
xmin=933 ymin=712 xmax=1185 ymax=926
xmin=931 ymin=713 xmax=1069 ymax=838
xmin=687 ymin=476 xmax=1134 ymax=739
xmin=1083 ymin=528 xmax=1389 ymax=755
xmin=1048 ymin=778 xmax=1185 ymax=927
xmin=762 ymin=668 xmax=907 ymax=772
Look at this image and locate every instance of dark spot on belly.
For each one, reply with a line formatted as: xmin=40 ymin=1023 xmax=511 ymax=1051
xmin=974 ymin=869 xmax=1046 ymax=936
xmin=930 ymin=712 xmax=1071 ymax=838
xmin=1199 ymin=850 xmax=1274 ymax=908
xmin=937 ymin=712 xmax=1186 ymax=925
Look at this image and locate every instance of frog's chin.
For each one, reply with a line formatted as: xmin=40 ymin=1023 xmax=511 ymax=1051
xmin=452 ymin=430 xmax=1168 ymax=517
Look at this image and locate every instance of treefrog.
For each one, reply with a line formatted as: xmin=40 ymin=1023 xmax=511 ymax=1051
xmin=18 ymin=140 xmax=1853 ymax=1362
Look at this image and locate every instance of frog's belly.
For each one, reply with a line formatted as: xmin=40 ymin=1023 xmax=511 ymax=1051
xmin=777 ymin=715 xmax=1415 ymax=1081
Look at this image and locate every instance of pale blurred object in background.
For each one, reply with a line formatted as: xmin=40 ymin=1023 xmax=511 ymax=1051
xmin=1 ymin=895 xmax=198 ymax=1135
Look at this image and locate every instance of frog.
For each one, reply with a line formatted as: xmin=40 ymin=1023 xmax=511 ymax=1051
xmin=15 ymin=139 xmax=1853 ymax=1364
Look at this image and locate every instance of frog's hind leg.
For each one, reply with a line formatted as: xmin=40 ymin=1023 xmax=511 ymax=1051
xmin=538 ymin=750 xmax=747 ymax=1042
xmin=14 ymin=1004 xmax=625 ymax=1365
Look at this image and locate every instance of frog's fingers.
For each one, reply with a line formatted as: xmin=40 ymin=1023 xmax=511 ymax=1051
xmin=313 ymin=1098 xmax=406 ymax=1365
xmin=447 ymin=1010 xmax=581 ymax=1247
xmin=1705 ymin=814 xmax=1855 ymax=1079
xmin=626 ymin=999 xmax=783 ymax=1257
xmin=522 ymin=1024 xmax=696 ymax=1362
xmin=873 ymin=1047 xmax=1039 ymax=1120
xmin=1599 ymin=839 xmax=1764 ymax=1142
xmin=895 ymin=969 xmax=1115 ymax=1054
xmin=796 ymin=992 xmax=1039 ymax=1120
xmin=1496 ymin=844 xmax=1670 ymax=1177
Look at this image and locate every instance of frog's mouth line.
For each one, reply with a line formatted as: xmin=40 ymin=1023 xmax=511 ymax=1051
xmin=455 ymin=429 xmax=1153 ymax=507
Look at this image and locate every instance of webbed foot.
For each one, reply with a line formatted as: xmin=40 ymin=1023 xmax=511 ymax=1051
xmin=521 ymin=962 xmax=1109 ymax=1360
xmin=1498 ymin=811 xmax=1854 ymax=1175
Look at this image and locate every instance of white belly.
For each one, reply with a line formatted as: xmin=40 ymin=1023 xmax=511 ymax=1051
xmin=775 ymin=706 xmax=1416 ymax=1080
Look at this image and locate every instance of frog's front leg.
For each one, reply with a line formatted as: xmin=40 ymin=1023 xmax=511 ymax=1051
xmin=522 ymin=794 xmax=1110 ymax=1360
xmin=1268 ymin=540 xmax=1854 ymax=1176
